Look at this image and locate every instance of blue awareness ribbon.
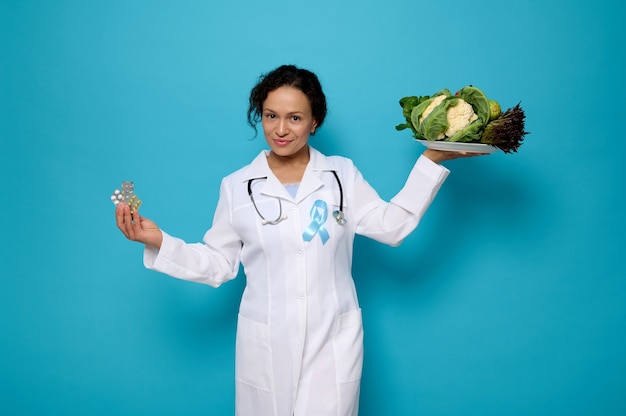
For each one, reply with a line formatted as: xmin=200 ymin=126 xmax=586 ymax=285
xmin=302 ymin=200 xmax=330 ymax=245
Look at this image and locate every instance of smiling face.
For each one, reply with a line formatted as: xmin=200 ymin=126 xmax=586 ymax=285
xmin=262 ymin=86 xmax=318 ymax=161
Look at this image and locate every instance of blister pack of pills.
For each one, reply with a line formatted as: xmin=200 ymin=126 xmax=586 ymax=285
xmin=110 ymin=181 xmax=142 ymax=211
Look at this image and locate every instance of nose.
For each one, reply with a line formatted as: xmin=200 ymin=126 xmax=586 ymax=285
xmin=277 ymin=119 xmax=289 ymax=136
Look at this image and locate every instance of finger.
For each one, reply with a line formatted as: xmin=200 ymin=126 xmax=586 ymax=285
xmin=117 ymin=204 xmax=136 ymax=239
xmin=131 ymin=208 xmax=144 ymax=233
xmin=115 ymin=203 xmax=129 ymax=235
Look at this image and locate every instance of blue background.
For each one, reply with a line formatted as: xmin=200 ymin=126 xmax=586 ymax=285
xmin=1 ymin=0 xmax=625 ymax=414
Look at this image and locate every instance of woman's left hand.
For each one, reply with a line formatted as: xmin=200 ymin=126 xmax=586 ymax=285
xmin=422 ymin=148 xmax=490 ymax=163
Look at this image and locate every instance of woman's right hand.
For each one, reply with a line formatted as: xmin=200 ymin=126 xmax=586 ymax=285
xmin=115 ymin=203 xmax=163 ymax=249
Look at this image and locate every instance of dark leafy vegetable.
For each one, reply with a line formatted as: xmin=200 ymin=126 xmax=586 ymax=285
xmin=480 ymin=103 xmax=528 ymax=153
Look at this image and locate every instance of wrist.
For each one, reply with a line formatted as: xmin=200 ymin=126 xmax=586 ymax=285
xmin=423 ymin=149 xmax=444 ymax=163
xmin=145 ymin=230 xmax=163 ymax=250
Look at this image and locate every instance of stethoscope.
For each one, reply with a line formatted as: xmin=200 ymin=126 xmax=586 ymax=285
xmin=247 ymin=170 xmax=346 ymax=226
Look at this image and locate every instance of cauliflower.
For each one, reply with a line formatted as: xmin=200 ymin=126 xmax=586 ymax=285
xmin=444 ymin=99 xmax=478 ymax=138
xmin=419 ymin=94 xmax=446 ymax=124
xmin=416 ymin=95 xmax=478 ymax=140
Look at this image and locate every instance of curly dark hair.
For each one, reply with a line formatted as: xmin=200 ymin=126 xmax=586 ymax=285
xmin=247 ymin=65 xmax=327 ymax=136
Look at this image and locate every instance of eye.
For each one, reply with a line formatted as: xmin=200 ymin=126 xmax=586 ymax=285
xmin=291 ymin=115 xmax=301 ymax=121
xmin=264 ymin=113 xmax=276 ymax=119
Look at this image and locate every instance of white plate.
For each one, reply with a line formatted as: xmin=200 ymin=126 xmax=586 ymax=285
xmin=416 ymin=139 xmax=498 ymax=154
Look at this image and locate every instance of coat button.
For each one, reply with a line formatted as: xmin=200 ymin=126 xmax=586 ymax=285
xmin=295 ymin=250 xmax=303 ymax=256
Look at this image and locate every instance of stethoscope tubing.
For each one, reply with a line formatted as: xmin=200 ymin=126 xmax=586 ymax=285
xmin=247 ymin=171 xmax=345 ymax=225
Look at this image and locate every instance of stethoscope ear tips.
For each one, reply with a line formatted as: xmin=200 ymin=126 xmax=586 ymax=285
xmin=333 ymin=210 xmax=347 ymax=225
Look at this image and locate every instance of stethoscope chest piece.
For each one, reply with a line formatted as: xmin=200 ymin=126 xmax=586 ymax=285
xmin=333 ymin=210 xmax=347 ymax=225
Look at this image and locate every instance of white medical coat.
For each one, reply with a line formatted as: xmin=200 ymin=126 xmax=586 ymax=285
xmin=144 ymin=147 xmax=449 ymax=415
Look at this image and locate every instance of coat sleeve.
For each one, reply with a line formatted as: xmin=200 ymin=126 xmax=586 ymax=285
xmin=353 ymin=155 xmax=449 ymax=246
xmin=143 ymin=178 xmax=243 ymax=288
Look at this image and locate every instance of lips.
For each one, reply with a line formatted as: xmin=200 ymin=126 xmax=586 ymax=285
xmin=273 ymin=139 xmax=292 ymax=147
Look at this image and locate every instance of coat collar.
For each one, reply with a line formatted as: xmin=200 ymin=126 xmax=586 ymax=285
xmin=241 ymin=147 xmax=335 ymax=202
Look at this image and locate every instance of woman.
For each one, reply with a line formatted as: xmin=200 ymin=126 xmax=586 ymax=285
xmin=116 ymin=65 xmax=482 ymax=415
